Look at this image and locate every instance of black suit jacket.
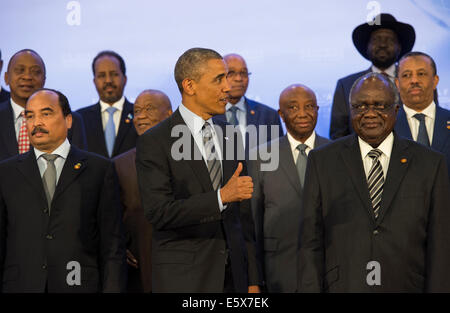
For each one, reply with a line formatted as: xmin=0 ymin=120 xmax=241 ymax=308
xmin=250 ymin=134 xmax=330 ymax=292
xmin=76 ymin=99 xmax=137 ymax=158
xmin=0 ymin=88 xmax=9 ymax=103
xmin=213 ymin=97 xmax=284 ymax=155
xmin=298 ymin=134 xmax=450 ymax=292
xmin=0 ymin=146 xmax=127 ymax=293
xmin=394 ymin=105 xmax=450 ymax=179
xmin=136 ymin=109 xmax=260 ymax=292
xmin=0 ymin=100 xmax=87 ymax=161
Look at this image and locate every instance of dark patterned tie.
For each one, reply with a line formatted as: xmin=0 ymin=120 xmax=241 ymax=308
xmin=367 ymin=149 xmax=384 ymax=219
xmin=413 ymin=113 xmax=430 ymax=147
xmin=296 ymin=144 xmax=308 ymax=188
xmin=228 ymin=106 xmax=239 ymax=126
xmin=202 ymin=122 xmax=222 ymax=191
xmin=42 ymin=153 xmax=58 ymax=211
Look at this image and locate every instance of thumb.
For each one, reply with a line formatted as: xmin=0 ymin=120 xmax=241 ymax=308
xmin=232 ymin=162 xmax=243 ymax=177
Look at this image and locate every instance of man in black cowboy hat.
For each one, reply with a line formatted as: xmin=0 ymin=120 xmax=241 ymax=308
xmin=329 ymin=13 xmax=415 ymax=140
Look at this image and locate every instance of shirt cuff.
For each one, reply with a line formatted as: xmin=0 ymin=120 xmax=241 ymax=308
xmin=217 ymin=188 xmax=227 ymax=212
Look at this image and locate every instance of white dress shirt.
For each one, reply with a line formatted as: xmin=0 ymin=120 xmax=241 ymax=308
xmin=35 ymin=138 xmax=71 ymax=184
xmin=225 ymin=97 xmax=247 ymax=147
xmin=403 ymin=101 xmax=435 ymax=144
xmin=100 ymin=96 xmax=125 ymax=135
xmin=178 ymin=103 xmax=226 ymax=211
xmin=10 ymin=98 xmax=26 ymax=142
xmin=287 ymin=131 xmax=316 ymax=161
xmin=372 ymin=64 xmax=396 ymax=83
xmin=358 ymin=132 xmax=394 ymax=180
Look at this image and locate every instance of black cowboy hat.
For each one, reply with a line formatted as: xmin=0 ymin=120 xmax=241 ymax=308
xmin=352 ymin=13 xmax=416 ymax=61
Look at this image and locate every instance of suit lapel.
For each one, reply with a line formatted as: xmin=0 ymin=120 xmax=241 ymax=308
xmin=431 ymin=107 xmax=449 ymax=152
xmin=340 ymin=135 xmax=375 ymax=223
xmin=170 ymin=110 xmax=213 ymax=192
xmin=245 ymin=98 xmax=258 ymax=127
xmin=394 ymin=106 xmax=413 ymax=140
xmin=16 ymin=150 xmax=48 ymax=207
xmin=278 ymin=136 xmax=302 ymax=195
xmin=0 ymin=101 xmax=19 ymax=156
xmin=113 ymin=99 xmax=135 ymax=156
xmin=87 ymin=103 xmax=108 ymax=156
xmin=376 ymin=135 xmax=411 ymax=225
xmin=52 ymin=147 xmax=88 ymax=204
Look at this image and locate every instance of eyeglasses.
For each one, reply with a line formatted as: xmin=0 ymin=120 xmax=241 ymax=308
xmin=351 ymin=103 xmax=394 ymax=114
xmin=227 ymin=71 xmax=251 ymax=79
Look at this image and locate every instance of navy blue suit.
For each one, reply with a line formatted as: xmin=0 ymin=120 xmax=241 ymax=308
xmin=213 ymin=97 xmax=283 ymax=158
xmin=76 ymin=99 xmax=137 ymax=158
xmin=395 ymin=105 xmax=450 ymax=179
xmin=0 ymin=100 xmax=87 ymax=162
xmin=0 ymin=88 xmax=9 ymax=103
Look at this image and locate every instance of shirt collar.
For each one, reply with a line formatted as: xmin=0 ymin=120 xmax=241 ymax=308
xmin=403 ymin=101 xmax=436 ymax=120
xmin=100 ymin=96 xmax=125 ymax=113
xmin=225 ymin=97 xmax=246 ymax=113
xmin=34 ymin=138 xmax=71 ymax=160
xmin=287 ymin=130 xmax=316 ymax=150
xmin=179 ymin=103 xmax=215 ymax=136
xmin=10 ymin=97 xmax=25 ymax=121
xmin=371 ymin=64 xmax=396 ymax=78
xmin=358 ymin=132 xmax=394 ymax=159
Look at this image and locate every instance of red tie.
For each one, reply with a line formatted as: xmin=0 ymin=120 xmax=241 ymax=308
xmin=18 ymin=111 xmax=30 ymax=154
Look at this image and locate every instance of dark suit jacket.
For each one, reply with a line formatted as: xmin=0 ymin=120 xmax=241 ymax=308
xmin=136 ymin=109 xmax=260 ymax=293
xmin=330 ymin=68 xmax=440 ymax=140
xmin=0 ymin=100 xmax=87 ymax=161
xmin=213 ymin=97 xmax=284 ymax=154
xmin=114 ymin=148 xmax=152 ymax=293
xmin=395 ymin=105 xmax=450 ymax=179
xmin=298 ymin=134 xmax=450 ymax=292
xmin=249 ymin=134 xmax=330 ymax=292
xmin=76 ymin=99 xmax=138 ymax=158
xmin=0 ymin=146 xmax=127 ymax=292
xmin=0 ymin=88 xmax=9 ymax=103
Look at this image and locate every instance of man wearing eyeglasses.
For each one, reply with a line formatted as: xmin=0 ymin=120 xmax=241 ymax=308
xmin=213 ymin=54 xmax=283 ymax=157
xmin=298 ymin=72 xmax=450 ymax=292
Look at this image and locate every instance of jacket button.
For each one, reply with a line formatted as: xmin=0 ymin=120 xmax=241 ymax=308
xmin=373 ymin=229 xmax=379 ymax=235
xmin=46 ymin=234 xmax=53 ymax=240
xmin=43 ymin=208 xmax=48 ymax=214
xmin=42 ymin=264 xmax=47 ymax=270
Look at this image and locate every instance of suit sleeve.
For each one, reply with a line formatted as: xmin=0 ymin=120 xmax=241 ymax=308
xmin=136 ymin=132 xmax=222 ymax=231
xmin=425 ymin=156 xmax=450 ymax=292
xmin=297 ymin=150 xmax=324 ymax=292
xmin=98 ymin=162 xmax=127 ymax=292
xmin=330 ymin=79 xmax=350 ymax=140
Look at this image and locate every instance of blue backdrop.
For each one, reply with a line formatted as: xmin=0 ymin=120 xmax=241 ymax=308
xmin=1 ymin=0 xmax=449 ymax=138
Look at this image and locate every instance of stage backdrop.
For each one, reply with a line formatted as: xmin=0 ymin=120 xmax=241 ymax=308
xmin=1 ymin=0 xmax=449 ymax=137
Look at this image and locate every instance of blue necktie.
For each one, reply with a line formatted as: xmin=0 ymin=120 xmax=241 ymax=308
xmin=228 ymin=106 xmax=239 ymax=126
xmin=105 ymin=106 xmax=118 ymax=157
xmin=413 ymin=113 xmax=430 ymax=147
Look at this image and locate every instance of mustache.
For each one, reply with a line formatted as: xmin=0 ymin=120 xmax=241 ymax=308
xmin=31 ymin=126 xmax=49 ymax=136
xmin=408 ymin=83 xmax=422 ymax=91
xmin=103 ymin=83 xmax=116 ymax=90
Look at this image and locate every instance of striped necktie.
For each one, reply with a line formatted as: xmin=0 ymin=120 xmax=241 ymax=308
xmin=202 ymin=122 xmax=222 ymax=191
xmin=367 ymin=149 xmax=384 ymax=219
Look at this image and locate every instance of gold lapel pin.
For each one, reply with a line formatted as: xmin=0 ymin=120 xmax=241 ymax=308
xmin=125 ymin=119 xmax=131 ymax=124
xmin=74 ymin=163 xmax=82 ymax=170
xmin=447 ymin=121 xmax=450 ymax=130
xmin=250 ymin=110 xmax=255 ymax=115
xmin=400 ymin=158 xmax=407 ymax=164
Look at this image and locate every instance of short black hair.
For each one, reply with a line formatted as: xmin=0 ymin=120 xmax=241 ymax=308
xmin=7 ymin=49 xmax=46 ymax=75
xmin=398 ymin=51 xmax=437 ymax=76
xmin=30 ymin=88 xmax=72 ymax=117
xmin=92 ymin=50 xmax=126 ymax=76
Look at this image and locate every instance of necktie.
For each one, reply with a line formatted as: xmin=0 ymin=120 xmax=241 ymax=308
xmin=413 ymin=113 xmax=430 ymax=147
xmin=105 ymin=106 xmax=118 ymax=157
xmin=18 ymin=111 xmax=30 ymax=154
xmin=202 ymin=122 xmax=222 ymax=191
xmin=367 ymin=149 xmax=384 ymax=219
xmin=228 ymin=106 xmax=239 ymax=126
xmin=42 ymin=153 xmax=58 ymax=210
xmin=296 ymin=144 xmax=308 ymax=188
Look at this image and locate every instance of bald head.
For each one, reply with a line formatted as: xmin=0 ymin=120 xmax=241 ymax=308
xmin=224 ymin=53 xmax=250 ymax=104
xmin=133 ymin=89 xmax=172 ymax=135
xmin=278 ymin=84 xmax=319 ymax=142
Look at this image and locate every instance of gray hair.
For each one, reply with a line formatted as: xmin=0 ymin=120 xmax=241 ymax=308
xmin=349 ymin=72 xmax=400 ymax=106
xmin=174 ymin=48 xmax=222 ymax=93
